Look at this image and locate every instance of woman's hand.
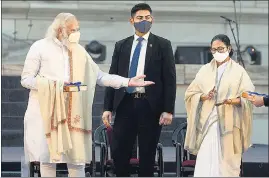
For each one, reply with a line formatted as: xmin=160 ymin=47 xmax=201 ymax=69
xmin=217 ymin=97 xmax=241 ymax=106
xmin=223 ymin=99 xmax=233 ymax=105
xmin=201 ymin=86 xmax=216 ymax=101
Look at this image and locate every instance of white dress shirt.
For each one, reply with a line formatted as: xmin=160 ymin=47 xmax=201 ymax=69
xmin=21 ymin=37 xmax=129 ymax=163
xmin=129 ymin=31 xmax=150 ymax=93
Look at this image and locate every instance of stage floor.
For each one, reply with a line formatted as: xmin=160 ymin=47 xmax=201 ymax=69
xmin=2 ymin=144 xmax=268 ymax=163
xmin=2 ymin=144 xmax=268 ymax=177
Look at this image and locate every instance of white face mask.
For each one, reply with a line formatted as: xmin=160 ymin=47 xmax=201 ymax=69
xmin=68 ymin=31 xmax=80 ymax=43
xmin=62 ymin=31 xmax=80 ymax=50
xmin=213 ymin=51 xmax=229 ymax=62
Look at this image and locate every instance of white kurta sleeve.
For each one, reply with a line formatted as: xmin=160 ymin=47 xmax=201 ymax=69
xmin=21 ymin=42 xmax=41 ymax=90
xmin=85 ymin=51 xmax=129 ymax=89
xmin=96 ymin=70 xmax=129 ymax=89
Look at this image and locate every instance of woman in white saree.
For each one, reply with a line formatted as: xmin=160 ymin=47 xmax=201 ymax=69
xmin=184 ymin=34 xmax=255 ymax=177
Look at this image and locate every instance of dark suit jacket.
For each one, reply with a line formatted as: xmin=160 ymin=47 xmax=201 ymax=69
xmin=103 ymin=33 xmax=176 ymax=115
xmin=264 ymin=96 xmax=269 ymax=107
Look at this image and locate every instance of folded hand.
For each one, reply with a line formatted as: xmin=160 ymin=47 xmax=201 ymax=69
xmin=207 ymin=86 xmax=216 ymax=100
xmin=102 ymin=111 xmax=112 ymax=128
xmin=159 ymin=112 xmax=173 ymax=126
xmin=201 ymin=86 xmax=216 ymax=101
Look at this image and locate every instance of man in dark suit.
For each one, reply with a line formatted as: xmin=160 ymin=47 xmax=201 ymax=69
xmin=102 ymin=3 xmax=176 ymax=177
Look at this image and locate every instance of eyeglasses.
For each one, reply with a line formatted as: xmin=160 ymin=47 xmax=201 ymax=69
xmin=210 ymin=47 xmax=228 ymax=54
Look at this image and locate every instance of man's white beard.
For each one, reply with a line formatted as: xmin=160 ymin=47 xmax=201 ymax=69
xmin=62 ymin=39 xmax=72 ymax=50
xmin=61 ymin=31 xmax=74 ymax=51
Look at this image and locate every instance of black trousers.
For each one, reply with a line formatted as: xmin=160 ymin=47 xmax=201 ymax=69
xmin=111 ymin=94 xmax=162 ymax=177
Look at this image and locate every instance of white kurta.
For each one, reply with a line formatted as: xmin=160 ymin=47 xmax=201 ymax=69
xmin=194 ymin=61 xmax=242 ymax=177
xmin=21 ymin=37 xmax=129 ymax=164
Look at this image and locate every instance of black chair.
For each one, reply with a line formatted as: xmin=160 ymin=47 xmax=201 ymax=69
xmin=93 ymin=123 xmax=164 ymax=177
xmin=172 ymin=121 xmax=196 ymax=177
xmin=29 ymin=162 xmax=41 ymax=177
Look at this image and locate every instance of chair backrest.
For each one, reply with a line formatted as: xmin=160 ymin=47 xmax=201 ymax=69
xmin=94 ymin=123 xmax=138 ymax=159
xmin=172 ymin=121 xmax=196 ymax=161
xmin=94 ymin=124 xmax=111 ymax=146
xmin=172 ymin=121 xmax=187 ymax=147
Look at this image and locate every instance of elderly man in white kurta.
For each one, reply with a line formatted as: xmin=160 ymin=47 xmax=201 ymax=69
xmin=21 ymin=12 xmax=154 ymax=177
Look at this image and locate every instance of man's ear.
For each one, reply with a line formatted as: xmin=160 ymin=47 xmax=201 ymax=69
xmin=151 ymin=16 xmax=154 ymax=23
xmin=129 ymin=17 xmax=134 ymax=25
xmin=58 ymin=27 xmax=62 ymax=35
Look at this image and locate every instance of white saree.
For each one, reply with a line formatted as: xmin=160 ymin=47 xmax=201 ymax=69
xmin=184 ymin=59 xmax=255 ymax=177
xmin=193 ymin=61 xmax=241 ymax=177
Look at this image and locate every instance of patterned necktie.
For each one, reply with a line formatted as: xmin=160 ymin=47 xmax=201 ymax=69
xmin=126 ymin=37 xmax=144 ymax=93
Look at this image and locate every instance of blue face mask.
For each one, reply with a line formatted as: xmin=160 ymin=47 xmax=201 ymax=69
xmin=134 ymin=20 xmax=152 ymax=33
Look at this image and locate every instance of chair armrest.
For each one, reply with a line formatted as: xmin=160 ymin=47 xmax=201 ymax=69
xmin=156 ymin=143 xmax=164 ymax=176
xmin=100 ymin=142 xmax=107 ymax=176
xmin=100 ymin=142 xmax=108 ymax=163
xmin=171 ymin=122 xmax=187 ymax=146
xmin=91 ymin=142 xmax=96 ymax=177
xmin=94 ymin=140 xmax=102 ymax=146
xmin=157 ymin=143 xmax=163 ymax=153
xmin=157 ymin=142 xmax=163 ymax=148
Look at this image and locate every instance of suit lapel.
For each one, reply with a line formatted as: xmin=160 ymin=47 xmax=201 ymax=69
xmin=122 ymin=36 xmax=134 ymax=77
xmin=144 ymin=33 xmax=154 ymax=73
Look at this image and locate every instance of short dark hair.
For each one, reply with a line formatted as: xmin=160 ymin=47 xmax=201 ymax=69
xmin=131 ymin=3 xmax=152 ymax=17
xmin=211 ymin=34 xmax=234 ymax=57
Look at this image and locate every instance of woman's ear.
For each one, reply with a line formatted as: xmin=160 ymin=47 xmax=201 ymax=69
xmin=228 ymin=46 xmax=232 ymax=53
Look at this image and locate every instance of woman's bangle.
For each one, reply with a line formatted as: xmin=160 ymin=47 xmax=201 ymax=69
xmin=229 ymin=99 xmax=233 ymax=104
xmin=200 ymin=94 xmax=207 ymax=101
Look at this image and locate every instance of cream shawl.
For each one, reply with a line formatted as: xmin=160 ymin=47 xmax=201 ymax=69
xmin=184 ymin=59 xmax=255 ymax=160
xmin=37 ymin=44 xmax=99 ymax=163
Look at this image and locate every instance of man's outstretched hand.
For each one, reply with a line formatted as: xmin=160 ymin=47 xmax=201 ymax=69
xmin=128 ymin=75 xmax=155 ymax=87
